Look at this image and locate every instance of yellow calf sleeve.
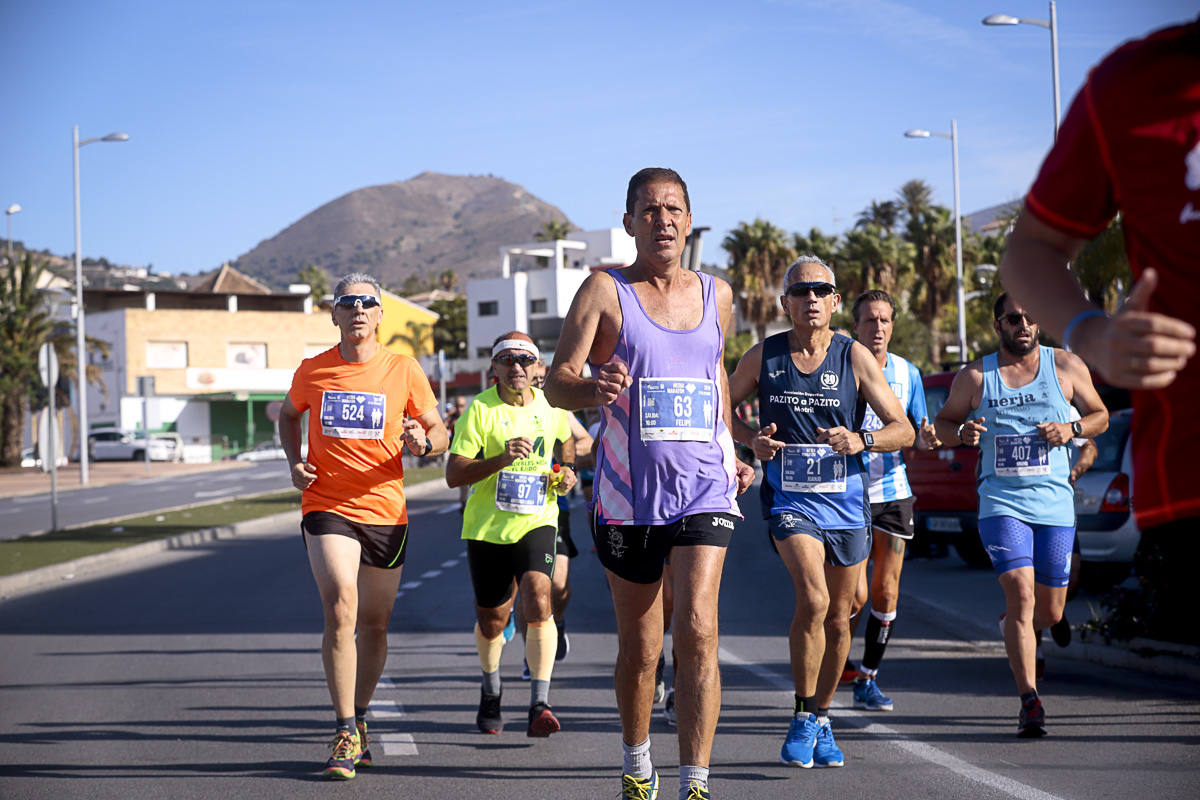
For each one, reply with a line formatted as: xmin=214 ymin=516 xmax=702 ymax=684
xmin=525 ymin=619 xmax=557 ymax=682
xmin=475 ymin=622 xmax=505 ymax=674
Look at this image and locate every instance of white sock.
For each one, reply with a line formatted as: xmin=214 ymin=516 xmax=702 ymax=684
xmin=622 ymin=736 xmax=652 ymax=779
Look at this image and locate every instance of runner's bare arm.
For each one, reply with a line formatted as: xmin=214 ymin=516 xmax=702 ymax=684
xmin=545 ymin=272 xmax=627 ymax=410
xmin=1002 ymin=213 xmax=1196 ymax=390
xmin=727 ymin=342 xmax=763 ymax=446
xmin=445 ymin=438 xmax=533 ymax=489
xmin=1036 ymin=350 xmax=1109 ymax=448
xmin=404 ymin=407 xmax=449 ymax=457
xmin=934 ymin=363 xmax=986 ymax=446
xmin=280 ymin=395 xmax=317 ymax=490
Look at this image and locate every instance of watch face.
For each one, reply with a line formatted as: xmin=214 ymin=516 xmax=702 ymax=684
xmin=863 ymin=431 xmax=874 ymax=447
xmin=1072 ymin=421 xmax=1083 ymax=436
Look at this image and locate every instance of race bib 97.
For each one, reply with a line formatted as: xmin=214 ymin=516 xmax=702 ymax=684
xmin=321 ymin=391 xmax=386 ymax=439
xmin=495 ymin=470 xmax=549 ymax=514
xmin=781 ymin=444 xmax=847 ymax=493
xmin=639 ymin=378 xmax=716 ymax=442
xmin=994 ymin=433 xmax=1050 ymax=477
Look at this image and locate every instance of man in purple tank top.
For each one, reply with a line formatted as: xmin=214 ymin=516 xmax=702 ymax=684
xmin=546 ymin=168 xmax=754 ymax=800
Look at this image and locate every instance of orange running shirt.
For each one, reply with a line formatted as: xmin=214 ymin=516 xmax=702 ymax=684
xmin=288 ymin=346 xmax=437 ymax=524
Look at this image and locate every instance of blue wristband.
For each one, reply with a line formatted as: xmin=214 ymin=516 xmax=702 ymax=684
xmin=1063 ymin=308 xmax=1107 ymax=354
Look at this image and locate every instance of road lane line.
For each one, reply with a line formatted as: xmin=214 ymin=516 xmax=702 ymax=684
xmin=440 ymin=559 xmax=459 ymax=568
xmin=82 ymin=496 xmax=110 ymax=504
xmin=11 ymin=495 xmax=47 ymax=504
xmin=718 ymin=645 xmax=1068 ymax=800
xmin=400 ymin=581 xmax=422 ymax=590
xmin=368 ymin=700 xmax=406 ymax=718
xmin=378 ymin=733 xmax=418 ymax=756
xmin=436 ymin=503 xmax=462 ymax=514
xmin=419 ymin=569 xmax=442 ymax=579
xmin=194 ymin=490 xmax=232 ymax=498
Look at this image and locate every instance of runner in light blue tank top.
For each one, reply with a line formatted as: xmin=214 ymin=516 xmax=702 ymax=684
xmin=933 ymin=293 xmax=1109 ymax=739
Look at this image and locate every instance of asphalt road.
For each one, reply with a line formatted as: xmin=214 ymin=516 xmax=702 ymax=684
xmin=0 ymin=461 xmax=292 ymax=541
xmin=1 ymin=482 xmax=1197 ymax=799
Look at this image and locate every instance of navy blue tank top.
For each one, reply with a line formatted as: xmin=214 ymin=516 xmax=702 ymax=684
xmin=757 ymin=332 xmax=869 ymax=529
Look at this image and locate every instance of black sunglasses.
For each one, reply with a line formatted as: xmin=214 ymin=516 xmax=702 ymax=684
xmin=493 ymin=353 xmax=537 ymax=367
xmin=999 ymin=312 xmax=1033 ymax=326
xmin=334 ymin=293 xmax=380 ymax=309
xmin=785 ymin=281 xmax=836 ymax=298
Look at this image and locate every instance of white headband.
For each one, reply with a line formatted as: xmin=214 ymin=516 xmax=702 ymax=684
xmin=492 ymin=339 xmax=540 ymax=359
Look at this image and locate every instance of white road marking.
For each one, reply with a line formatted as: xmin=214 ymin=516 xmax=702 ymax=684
xmin=11 ymin=495 xmax=47 ymax=504
xmin=194 ymin=490 xmax=232 ymax=498
xmin=378 ymin=733 xmax=418 ymax=756
xmin=82 ymin=496 xmax=110 ymax=504
xmin=376 ymin=677 xmax=398 ymax=690
xmin=419 ymin=569 xmax=441 ymax=579
xmin=368 ymin=700 xmax=406 ymax=718
xmin=440 ymin=559 xmax=459 ymax=568
xmin=400 ymin=581 xmax=422 ymax=590
xmin=436 ymin=503 xmax=461 ymax=514
xmin=718 ymin=645 xmax=1068 ymax=800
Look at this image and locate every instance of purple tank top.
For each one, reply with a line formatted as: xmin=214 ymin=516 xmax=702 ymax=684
xmin=589 ymin=269 xmax=741 ymax=525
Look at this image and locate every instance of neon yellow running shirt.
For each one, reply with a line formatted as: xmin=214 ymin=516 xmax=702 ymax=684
xmin=451 ymin=386 xmax=571 ymax=544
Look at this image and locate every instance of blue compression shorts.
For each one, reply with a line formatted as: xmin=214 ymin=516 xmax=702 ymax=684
xmin=977 ymin=516 xmax=1075 ymax=587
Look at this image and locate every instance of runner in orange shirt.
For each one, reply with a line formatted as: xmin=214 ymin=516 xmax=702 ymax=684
xmin=280 ymin=272 xmax=448 ymax=779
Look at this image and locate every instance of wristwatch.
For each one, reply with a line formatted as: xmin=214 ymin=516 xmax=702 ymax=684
xmin=1071 ymin=420 xmax=1083 ymax=437
xmin=859 ymin=430 xmax=875 ymax=450
xmin=422 ymin=439 xmax=434 ymax=456
xmin=560 ymin=462 xmax=576 ymax=471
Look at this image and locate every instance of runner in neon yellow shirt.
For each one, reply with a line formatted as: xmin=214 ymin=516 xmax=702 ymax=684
xmin=446 ymin=331 xmax=576 ymax=738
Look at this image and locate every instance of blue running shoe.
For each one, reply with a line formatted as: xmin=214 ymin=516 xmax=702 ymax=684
xmin=779 ymin=712 xmax=818 ymax=768
xmin=853 ymin=677 xmax=894 ymax=711
xmin=813 ymin=720 xmax=844 ymax=767
xmin=620 ymin=769 xmax=658 ymax=799
xmin=502 ymin=610 xmax=516 ymax=643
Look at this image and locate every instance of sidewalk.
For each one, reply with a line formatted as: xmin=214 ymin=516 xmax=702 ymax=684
xmin=0 ymin=459 xmax=253 ymax=500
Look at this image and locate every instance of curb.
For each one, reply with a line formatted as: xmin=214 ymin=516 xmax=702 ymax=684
xmin=0 ymin=477 xmax=453 ymax=599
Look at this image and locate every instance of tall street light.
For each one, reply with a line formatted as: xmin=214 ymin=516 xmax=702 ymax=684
xmin=5 ymin=204 xmax=20 ymax=263
xmin=905 ymin=121 xmax=967 ymax=364
xmin=983 ymin=1 xmax=1061 ymax=137
xmin=73 ymin=126 xmax=129 ymax=485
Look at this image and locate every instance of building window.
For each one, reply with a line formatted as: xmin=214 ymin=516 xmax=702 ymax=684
xmin=146 ymin=341 xmax=188 ymax=369
xmin=530 ymin=298 xmax=547 ymax=314
xmin=478 ymin=300 xmax=499 ymax=317
xmin=227 ymin=343 xmax=267 ymax=369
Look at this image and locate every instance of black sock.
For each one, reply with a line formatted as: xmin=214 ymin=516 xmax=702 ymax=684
xmin=336 ymin=716 xmax=355 ymax=733
xmin=794 ymin=694 xmax=817 ymax=715
xmin=1020 ymin=691 xmax=1039 ymax=706
xmin=862 ymin=614 xmax=894 ymax=672
xmin=354 ymin=705 xmax=368 ymax=723
xmin=817 ymin=706 xmax=830 ymax=718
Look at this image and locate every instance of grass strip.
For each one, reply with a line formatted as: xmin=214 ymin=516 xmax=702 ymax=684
xmin=0 ymin=465 xmax=444 ymax=577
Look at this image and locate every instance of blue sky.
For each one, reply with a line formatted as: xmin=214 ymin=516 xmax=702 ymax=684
xmin=3 ymin=0 xmax=1192 ymax=277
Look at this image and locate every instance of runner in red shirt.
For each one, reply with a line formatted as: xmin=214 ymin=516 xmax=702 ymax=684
xmin=1000 ymin=17 xmax=1199 ymax=642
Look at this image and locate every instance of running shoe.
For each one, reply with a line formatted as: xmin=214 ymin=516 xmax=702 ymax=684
xmin=502 ymin=610 xmax=516 ymax=643
xmin=355 ymin=719 xmax=372 ymax=768
xmin=840 ymin=660 xmax=858 ymax=684
xmin=779 ymin=712 xmax=818 ymax=768
xmin=526 ymin=701 xmax=561 ymax=737
xmin=323 ymin=729 xmax=362 ymax=780
xmin=556 ymin=622 xmax=570 ymax=661
xmin=522 ymin=659 xmax=531 ymax=681
xmin=654 ymin=654 xmax=666 ymax=703
xmin=853 ymin=677 xmax=894 ymax=711
xmin=620 ymin=769 xmax=659 ymax=800
xmin=813 ymin=720 xmax=845 ymax=767
xmin=477 ymin=689 xmax=503 ymax=734
xmin=682 ymin=780 xmax=711 ymax=799
xmin=1017 ymin=697 xmax=1047 ymax=738
xmin=1050 ymin=613 xmax=1071 ymax=647
xmin=662 ymin=688 xmax=676 ymax=727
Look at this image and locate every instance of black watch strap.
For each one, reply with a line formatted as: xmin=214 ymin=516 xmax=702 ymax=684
xmin=422 ymin=439 xmax=434 ymax=456
xmin=1071 ymin=420 xmax=1083 ymax=437
xmin=560 ymin=462 xmax=576 ymax=471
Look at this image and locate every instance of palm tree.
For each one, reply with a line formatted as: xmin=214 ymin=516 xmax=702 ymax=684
xmin=896 ymin=180 xmax=958 ymax=367
xmin=0 ymin=251 xmax=54 ymax=466
xmin=722 ymin=219 xmax=796 ymax=341
xmin=855 ymin=200 xmax=900 ymax=234
xmin=534 ymin=220 xmax=574 ymax=268
xmin=388 ymin=320 xmax=433 ymax=357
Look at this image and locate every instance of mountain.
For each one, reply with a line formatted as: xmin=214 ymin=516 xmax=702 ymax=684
xmin=230 ymin=171 xmax=573 ymax=289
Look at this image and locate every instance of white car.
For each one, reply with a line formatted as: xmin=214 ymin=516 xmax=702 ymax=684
xmin=1073 ymin=409 xmax=1136 ymax=586
xmin=88 ymin=429 xmax=183 ymax=462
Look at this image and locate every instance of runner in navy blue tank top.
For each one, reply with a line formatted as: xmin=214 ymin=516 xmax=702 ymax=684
xmin=729 ymin=256 xmax=914 ymax=771
xmin=546 ymin=168 xmax=755 ymax=800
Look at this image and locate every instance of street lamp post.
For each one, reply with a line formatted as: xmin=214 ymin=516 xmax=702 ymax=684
xmin=983 ymin=1 xmax=1061 ymax=137
xmin=73 ymin=126 xmax=129 ymax=486
xmin=905 ymin=121 xmax=967 ymax=364
xmin=5 ymin=203 xmax=20 ymax=263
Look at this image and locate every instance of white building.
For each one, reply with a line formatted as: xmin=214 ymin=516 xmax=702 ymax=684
xmin=466 ymin=228 xmax=637 ymax=360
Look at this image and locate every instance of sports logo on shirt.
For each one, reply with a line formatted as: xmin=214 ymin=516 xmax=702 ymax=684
xmin=820 ymin=371 xmax=839 ymax=390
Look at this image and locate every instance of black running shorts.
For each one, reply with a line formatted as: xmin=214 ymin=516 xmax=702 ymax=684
xmin=301 ymin=511 xmax=408 ymax=569
xmin=591 ymin=512 xmax=736 ymax=585
xmin=870 ymin=497 xmax=916 ymax=541
xmin=466 ymin=526 xmax=558 ymax=609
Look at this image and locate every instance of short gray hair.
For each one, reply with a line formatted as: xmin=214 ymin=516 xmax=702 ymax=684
xmin=333 ymin=272 xmax=382 ymax=298
xmin=783 ymin=255 xmax=836 ymax=288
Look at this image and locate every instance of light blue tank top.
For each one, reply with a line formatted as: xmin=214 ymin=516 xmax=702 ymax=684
xmin=977 ymin=345 xmax=1074 ymax=526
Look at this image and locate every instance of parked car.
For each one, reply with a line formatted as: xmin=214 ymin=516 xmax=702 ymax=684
xmin=1073 ymin=408 xmax=1136 ymax=587
xmin=87 ymin=428 xmax=183 ymax=462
